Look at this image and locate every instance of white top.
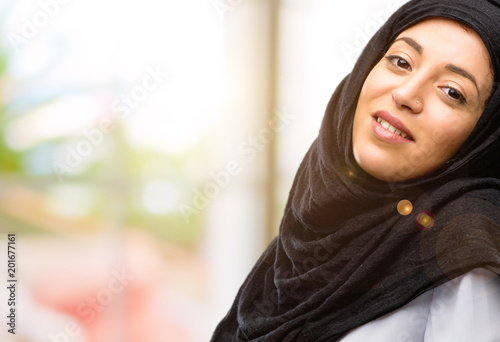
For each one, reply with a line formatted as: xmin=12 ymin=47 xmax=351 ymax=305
xmin=340 ymin=268 xmax=500 ymax=342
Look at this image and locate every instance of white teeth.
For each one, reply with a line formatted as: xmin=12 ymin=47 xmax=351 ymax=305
xmin=376 ymin=117 xmax=410 ymax=139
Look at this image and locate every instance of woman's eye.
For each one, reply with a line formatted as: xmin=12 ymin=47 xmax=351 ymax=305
xmin=443 ymin=86 xmax=467 ymax=104
xmin=385 ymin=55 xmax=411 ymax=71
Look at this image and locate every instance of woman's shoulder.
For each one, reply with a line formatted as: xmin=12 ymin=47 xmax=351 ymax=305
xmin=340 ymin=268 xmax=500 ymax=342
xmin=441 ymin=268 xmax=499 ymax=295
xmin=424 ymin=268 xmax=500 ymax=341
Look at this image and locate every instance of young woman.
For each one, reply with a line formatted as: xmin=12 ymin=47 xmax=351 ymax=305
xmin=212 ymin=0 xmax=500 ymax=340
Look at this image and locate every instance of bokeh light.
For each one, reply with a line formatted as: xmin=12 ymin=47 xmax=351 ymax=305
xmin=397 ymin=200 xmax=413 ymax=216
xmin=416 ymin=211 xmax=436 ymax=231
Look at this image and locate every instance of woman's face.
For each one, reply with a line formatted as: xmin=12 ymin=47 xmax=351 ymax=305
xmin=352 ymin=18 xmax=493 ymax=181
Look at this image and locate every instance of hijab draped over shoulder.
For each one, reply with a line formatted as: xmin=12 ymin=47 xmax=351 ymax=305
xmin=212 ymin=0 xmax=500 ymax=341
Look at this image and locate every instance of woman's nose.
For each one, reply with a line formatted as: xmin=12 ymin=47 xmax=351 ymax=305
xmin=391 ymin=82 xmax=424 ymax=114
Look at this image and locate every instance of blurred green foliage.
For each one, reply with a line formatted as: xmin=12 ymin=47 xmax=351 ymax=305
xmin=0 ymin=41 xmax=23 ymax=173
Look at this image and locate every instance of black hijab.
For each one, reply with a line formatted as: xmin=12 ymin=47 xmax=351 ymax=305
xmin=212 ymin=0 xmax=500 ymax=341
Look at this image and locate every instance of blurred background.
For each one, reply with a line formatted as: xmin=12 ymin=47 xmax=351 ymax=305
xmin=0 ymin=0 xmax=408 ymax=341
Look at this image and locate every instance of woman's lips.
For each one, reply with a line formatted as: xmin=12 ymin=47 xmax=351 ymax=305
xmin=371 ymin=110 xmax=414 ymax=143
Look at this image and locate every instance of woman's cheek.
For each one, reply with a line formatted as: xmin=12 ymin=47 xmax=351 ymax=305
xmin=363 ymin=71 xmax=387 ymax=95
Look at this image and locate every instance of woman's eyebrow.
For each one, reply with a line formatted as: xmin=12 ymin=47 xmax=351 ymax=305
xmin=394 ymin=37 xmax=423 ymax=54
xmin=445 ymin=64 xmax=479 ymax=95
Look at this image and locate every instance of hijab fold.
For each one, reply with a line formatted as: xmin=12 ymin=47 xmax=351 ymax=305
xmin=212 ymin=0 xmax=500 ymax=340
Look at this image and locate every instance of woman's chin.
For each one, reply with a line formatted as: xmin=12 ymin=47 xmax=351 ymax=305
xmin=355 ymin=155 xmax=420 ymax=182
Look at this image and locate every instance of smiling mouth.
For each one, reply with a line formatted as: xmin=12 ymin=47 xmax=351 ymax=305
xmin=376 ymin=117 xmax=414 ymax=141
